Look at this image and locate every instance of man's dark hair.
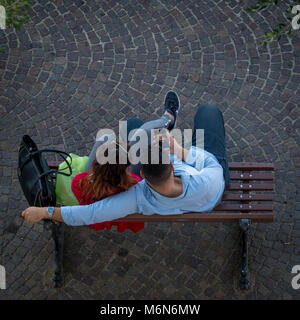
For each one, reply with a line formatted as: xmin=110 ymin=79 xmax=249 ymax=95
xmin=141 ymin=142 xmax=172 ymax=186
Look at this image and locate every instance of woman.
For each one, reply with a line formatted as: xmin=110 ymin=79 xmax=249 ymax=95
xmin=71 ymin=140 xmax=144 ymax=233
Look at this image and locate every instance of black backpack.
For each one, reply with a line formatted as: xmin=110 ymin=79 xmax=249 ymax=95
xmin=18 ymin=135 xmax=72 ymax=207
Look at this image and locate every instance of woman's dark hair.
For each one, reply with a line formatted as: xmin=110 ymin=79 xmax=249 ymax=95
xmin=79 ymin=141 xmax=136 ymax=202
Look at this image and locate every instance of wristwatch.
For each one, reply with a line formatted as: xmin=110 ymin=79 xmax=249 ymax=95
xmin=47 ymin=207 xmax=55 ymax=219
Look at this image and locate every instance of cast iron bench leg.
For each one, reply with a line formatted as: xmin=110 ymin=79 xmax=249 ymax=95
xmin=239 ymin=219 xmax=250 ymax=290
xmin=51 ymin=221 xmax=65 ymax=288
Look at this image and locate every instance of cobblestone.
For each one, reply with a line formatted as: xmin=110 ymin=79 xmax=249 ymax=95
xmin=0 ymin=0 xmax=300 ymax=300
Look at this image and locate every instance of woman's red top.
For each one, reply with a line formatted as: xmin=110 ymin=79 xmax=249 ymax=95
xmin=71 ymin=172 xmax=144 ymax=233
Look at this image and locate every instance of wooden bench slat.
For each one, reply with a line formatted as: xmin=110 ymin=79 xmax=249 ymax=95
xmin=228 ymin=183 xmax=274 ymax=191
xmin=230 ymin=172 xmax=274 ymax=180
xmin=229 ymin=162 xmax=274 ymax=170
xmin=221 ymin=193 xmax=273 ymax=201
xmin=115 ymin=212 xmax=274 ymax=223
xmin=214 ymin=204 xmax=273 ymax=211
xmin=49 ymin=161 xmax=275 ymax=172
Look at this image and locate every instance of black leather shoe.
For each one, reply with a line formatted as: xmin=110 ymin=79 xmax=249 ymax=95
xmin=164 ymin=91 xmax=180 ymax=130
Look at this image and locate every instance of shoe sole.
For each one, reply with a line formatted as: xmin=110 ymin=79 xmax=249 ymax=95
xmin=165 ymin=90 xmax=180 ymax=130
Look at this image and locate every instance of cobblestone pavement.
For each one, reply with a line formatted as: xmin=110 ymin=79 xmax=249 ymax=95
xmin=0 ymin=0 xmax=300 ymax=300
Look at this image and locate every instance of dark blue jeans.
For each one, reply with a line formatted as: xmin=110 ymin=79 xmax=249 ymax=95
xmin=192 ymin=104 xmax=230 ymax=187
xmin=126 ymin=104 xmax=230 ymax=187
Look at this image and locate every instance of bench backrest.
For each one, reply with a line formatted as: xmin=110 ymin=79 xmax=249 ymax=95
xmin=48 ymin=161 xmax=274 ymax=223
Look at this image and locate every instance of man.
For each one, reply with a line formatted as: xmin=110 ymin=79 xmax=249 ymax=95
xmin=21 ymin=91 xmax=229 ymax=225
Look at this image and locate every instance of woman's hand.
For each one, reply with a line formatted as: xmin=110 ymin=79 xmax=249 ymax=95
xmin=21 ymin=207 xmax=48 ymax=224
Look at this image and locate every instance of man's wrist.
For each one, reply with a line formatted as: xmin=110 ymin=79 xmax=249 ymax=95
xmin=43 ymin=207 xmax=50 ymax=219
xmin=174 ymin=146 xmax=188 ymax=161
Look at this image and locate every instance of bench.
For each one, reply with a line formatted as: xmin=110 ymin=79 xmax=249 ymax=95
xmin=47 ymin=161 xmax=274 ymax=290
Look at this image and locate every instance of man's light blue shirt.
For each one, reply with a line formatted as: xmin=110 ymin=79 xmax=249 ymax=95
xmin=61 ymin=147 xmax=225 ymax=226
